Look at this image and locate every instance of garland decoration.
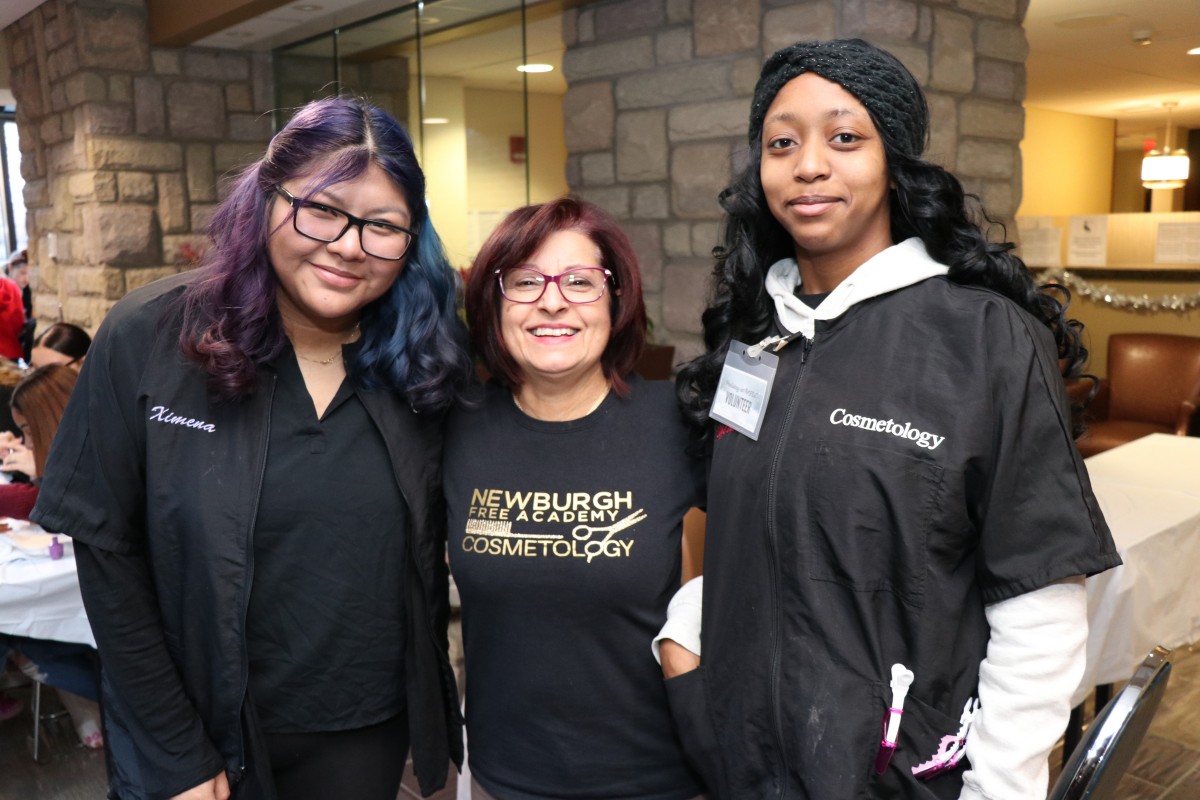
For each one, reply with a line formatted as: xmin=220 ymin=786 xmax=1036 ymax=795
xmin=1042 ymin=270 xmax=1200 ymax=313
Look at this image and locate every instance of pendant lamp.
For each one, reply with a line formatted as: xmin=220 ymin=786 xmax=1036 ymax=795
xmin=1141 ymin=102 xmax=1190 ymax=190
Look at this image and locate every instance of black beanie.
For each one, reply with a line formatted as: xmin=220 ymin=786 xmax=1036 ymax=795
xmin=748 ymin=38 xmax=928 ymax=158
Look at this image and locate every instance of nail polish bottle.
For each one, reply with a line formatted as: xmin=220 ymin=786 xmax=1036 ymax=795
xmin=49 ymin=536 xmax=63 ymax=560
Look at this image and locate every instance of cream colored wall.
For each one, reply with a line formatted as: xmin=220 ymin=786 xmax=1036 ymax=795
xmin=1020 ymin=106 xmax=1199 ymax=378
xmin=416 ymin=76 xmax=470 ymax=270
xmin=1018 ymin=107 xmax=1115 ymax=216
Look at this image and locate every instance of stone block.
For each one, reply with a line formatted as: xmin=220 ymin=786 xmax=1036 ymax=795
xmin=163 ymin=234 xmax=210 ymax=267
xmin=918 ymin=5 xmax=932 ymax=42
xmin=975 ymin=59 xmax=1019 ymax=100
xmin=956 ymin=0 xmax=1018 ymax=18
xmin=252 ymin=54 xmax=274 ymax=112
xmin=563 ymin=37 xmax=654 ymax=81
xmin=691 ymin=222 xmax=720 ymax=257
xmin=186 ymin=144 xmax=217 ymax=202
xmin=977 ymin=21 xmax=1028 ymax=63
xmin=76 ymin=103 xmax=133 ymax=136
xmin=578 ymin=8 xmax=595 ymax=42
xmin=694 ymin=0 xmax=760 ymax=58
xmin=565 ymin=155 xmax=582 ymax=191
xmin=887 ymin=43 xmax=930 ymax=87
xmin=76 ymin=3 xmax=149 ymax=71
xmin=955 ymin=139 xmax=1016 ymax=179
xmin=190 ymin=203 xmax=218 ymax=233
xmin=39 ymin=113 xmax=68 ymax=145
xmin=594 ymin=0 xmax=665 ymax=41
xmin=667 ymin=332 xmax=704 ymax=366
xmin=671 ymin=142 xmax=729 ymax=219
xmin=663 ymin=259 xmax=710 ymax=334
xmin=842 ymin=0 xmax=919 ymax=39
xmin=229 ymin=112 xmax=271 ymax=142
xmin=168 ymin=81 xmax=226 ymax=139
xmin=23 ymin=179 xmax=49 ymax=208
xmin=124 ymin=266 xmax=182 ymax=292
xmin=213 ymin=143 xmax=260 ymax=177
xmin=624 ymin=223 xmax=663 ymax=292
xmin=43 ymin=10 xmax=72 ymax=51
xmin=63 ymin=264 xmax=126 ymax=299
xmin=763 ymin=3 xmax=837 ymax=55
xmin=959 ymin=98 xmax=1023 ymax=141
xmin=48 ymin=141 xmax=81 ymax=174
xmin=975 ymin=178 xmax=1015 ymax=219
xmin=183 ymin=50 xmax=250 ymax=82
xmin=118 ymin=171 xmax=156 ymax=203
xmin=617 ymin=109 xmax=668 ymax=182
xmin=88 ymin=137 xmax=183 ymax=171
xmin=669 ymin=99 xmax=748 ymax=142
xmin=152 ymin=48 xmax=181 ymax=75
xmin=581 ymin=152 xmax=615 ymax=185
xmin=62 ymin=295 xmax=117 ymax=331
xmin=80 ymin=204 xmax=161 ymax=267
xmin=667 ymin=0 xmax=692 ymax=24
xmin=664 ymin=222 xmax=691 ymax=256
xmin=931 ymin=10 xmax=975 ymax=93
xmin=632 ymin=184 xmax=670 ymax=219
xmin=68 ymin=171 xmax=117 ymax=203
xmin=562 ymin=8 xmax=578 ymax=46
xmin=925 ymin=93 xmax=957 ymax=168
xmin=46 ymin=42 xmax=79 ymax=82
xmin=577 ymin=186 xmax=630 ymax=219
xmin=109 ymin=74 xmax=132 ymax=103
xmin=656 ymin=29 xmax=692 ymax=65
xmin=226 ymin=83 xmax=253 ymax=113
xmin=616 ymin=61 xmax=731 ymax=110
xmin=563 ymin=82 xmax=615 ymax=153
xmin=732 ymin=57 xmax=760 ymax=96
xmin=134 ymin=76 xmax=165 ymax=136
xmin=64 ymin=72 xmax=107 ymax=107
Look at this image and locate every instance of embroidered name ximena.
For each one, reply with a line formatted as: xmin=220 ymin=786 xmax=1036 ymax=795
xmin=149 ymin=405 xmax=216 ymax=433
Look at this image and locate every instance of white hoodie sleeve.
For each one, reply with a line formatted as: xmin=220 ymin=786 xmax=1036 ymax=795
xmin=959 ymin=577 xmax=1088 ymax=800
xmin=651 ymin=576 xmax=703 ymax=664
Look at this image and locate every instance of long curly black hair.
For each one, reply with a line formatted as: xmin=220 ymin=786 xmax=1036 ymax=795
xmin=676 ymin=40 xmax=1086 ymax=444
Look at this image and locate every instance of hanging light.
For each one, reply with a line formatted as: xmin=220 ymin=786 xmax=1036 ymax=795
xmin=1141 ymin=102 xmax=1190 ymax=190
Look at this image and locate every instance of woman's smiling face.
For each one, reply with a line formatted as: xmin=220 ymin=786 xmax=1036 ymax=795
xmin=759 ymin=72 xmax=893 ymax=282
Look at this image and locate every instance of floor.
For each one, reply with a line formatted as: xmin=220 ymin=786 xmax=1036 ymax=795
xmin=3 ymin=642 xmax=1198 ymax=800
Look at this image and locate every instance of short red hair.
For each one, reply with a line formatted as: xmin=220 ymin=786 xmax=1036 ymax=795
xmin=464 ymin=197 xmax=647 ymax=395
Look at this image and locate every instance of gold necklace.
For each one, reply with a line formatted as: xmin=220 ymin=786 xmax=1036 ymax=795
xmin=513 ymin=384 xmax=609 ymax=420
xmin=293 ymin=324 xmax=361 ymax=366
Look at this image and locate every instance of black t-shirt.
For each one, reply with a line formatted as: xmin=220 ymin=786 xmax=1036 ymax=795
xmin=247 ymin=348 xmax=408 ymax=733
xmin=444 ymin=377 xmax=705 ymax=800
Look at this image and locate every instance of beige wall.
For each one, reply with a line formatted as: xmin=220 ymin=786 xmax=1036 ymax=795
xmin=1018 ymin=107 xmax=1114 ymax=217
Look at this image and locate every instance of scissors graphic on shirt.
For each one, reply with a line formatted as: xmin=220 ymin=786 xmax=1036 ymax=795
xmin=571 ymin=508 xmax=647 ymax=563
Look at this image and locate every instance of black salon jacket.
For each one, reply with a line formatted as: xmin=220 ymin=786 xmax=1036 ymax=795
xmin=33 ymin=272 xmax=463 ymax=799
xmin=676 ymin=276 xmax=1119 ymax=800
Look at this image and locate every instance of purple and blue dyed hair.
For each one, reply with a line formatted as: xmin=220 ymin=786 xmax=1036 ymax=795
xmin=179 ymin=97 xmax=471 ymax=411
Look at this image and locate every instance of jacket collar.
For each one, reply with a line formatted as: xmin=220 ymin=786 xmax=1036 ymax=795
xmin=765 ymin=238 xmax=949 ymax=339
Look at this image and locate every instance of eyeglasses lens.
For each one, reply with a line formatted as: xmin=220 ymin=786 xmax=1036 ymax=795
xmin=294 ymin=204 xmax=411 ymax=260
xmin=500 ymin=268 xmax=607 ymax=303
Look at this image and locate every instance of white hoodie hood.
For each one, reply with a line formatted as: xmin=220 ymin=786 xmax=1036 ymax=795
xmin=765 ymin=237 xmax=949 ymax=339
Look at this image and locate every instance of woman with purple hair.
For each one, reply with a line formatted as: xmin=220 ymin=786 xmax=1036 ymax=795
xmin=32 ymin=98 xmax=471 ymax=800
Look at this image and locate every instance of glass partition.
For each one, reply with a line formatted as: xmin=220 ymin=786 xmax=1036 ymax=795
xmin=273 ymin=0 xmax=567 ymax=270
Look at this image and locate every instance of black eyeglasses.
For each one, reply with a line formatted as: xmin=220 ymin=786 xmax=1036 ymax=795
xmin=274 ymin=185 xmax=416 ymax=261
xmin=496 ymin=266 xmax=615 ymax=304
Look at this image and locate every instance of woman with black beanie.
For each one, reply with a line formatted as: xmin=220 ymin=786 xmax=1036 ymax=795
xmin=659 ymin=39 xmax=1120 ymax=799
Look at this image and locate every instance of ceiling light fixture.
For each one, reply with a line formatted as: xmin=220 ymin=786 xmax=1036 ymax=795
xmin=1141 ymin=102 xmax=1190 ymax=190
xmin=293 ymin=4 xmax=323 ymax=12
xmin=517 ymin=63 xmax=553 ymax=73
xmin=423 ymin=117 xmax=449 ymax=125
xmin=1188 ymin=46 xmax=1200 ymax=56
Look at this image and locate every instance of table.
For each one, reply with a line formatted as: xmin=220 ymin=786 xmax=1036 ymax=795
xmin=1072 ymin=433 xmax=1200 ymax=707
xmin=0 ymin=521 xmax=95 ymax=648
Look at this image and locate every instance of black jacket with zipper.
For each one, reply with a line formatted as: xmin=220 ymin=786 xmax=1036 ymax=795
xmin=33 ymin=272 xmax=463 ymax=799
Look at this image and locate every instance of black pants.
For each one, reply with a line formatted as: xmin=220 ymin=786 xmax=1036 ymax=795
xmin=264 ymin=711 xmax=409 ymax=800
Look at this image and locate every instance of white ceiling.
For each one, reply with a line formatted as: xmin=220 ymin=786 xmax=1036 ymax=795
xmin=3 ymin=0 xmax=1199 ymax=143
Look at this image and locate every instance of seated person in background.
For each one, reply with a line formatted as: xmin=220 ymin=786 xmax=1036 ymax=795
xmin=0 ymin=275 xmax=24 ymax=363
xmin=0 ymin=358 xmax=26 ymax=439
xmin=5 ymin=251 xmax=33 ymax=361
xmin=30 ymin=322 xmax=91 ymax=371
xmin=0 ymin=364 xmax=103 ymax=748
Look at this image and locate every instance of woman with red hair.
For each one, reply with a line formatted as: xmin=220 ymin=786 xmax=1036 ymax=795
xmin=444 ymin=197 xmax=706 ymax=800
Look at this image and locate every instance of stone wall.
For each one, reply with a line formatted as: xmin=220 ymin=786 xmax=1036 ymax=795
xmin=562 ymin=0 xmax=1030 ymax=360
xmin=3 ymin=0 xmax=273 ymax=330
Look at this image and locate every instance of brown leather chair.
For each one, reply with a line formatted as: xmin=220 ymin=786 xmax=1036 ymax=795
xmin=1075 ymin=333 xmax=1200 ymax=458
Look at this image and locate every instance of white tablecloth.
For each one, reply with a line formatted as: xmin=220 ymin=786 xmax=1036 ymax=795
xmin=0 ymin=522 xmax=95 ymax=648
xmin=1072 ymin=434 xmax=1200 ymax=706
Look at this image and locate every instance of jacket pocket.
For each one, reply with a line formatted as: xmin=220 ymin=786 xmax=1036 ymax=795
xmin=807 ymin=439 xmax=944 ymax=609
xmin=866 ymin=686 xmax=968 ymax=799
xmin=665 ymin=667 xmax=727 ymax=798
